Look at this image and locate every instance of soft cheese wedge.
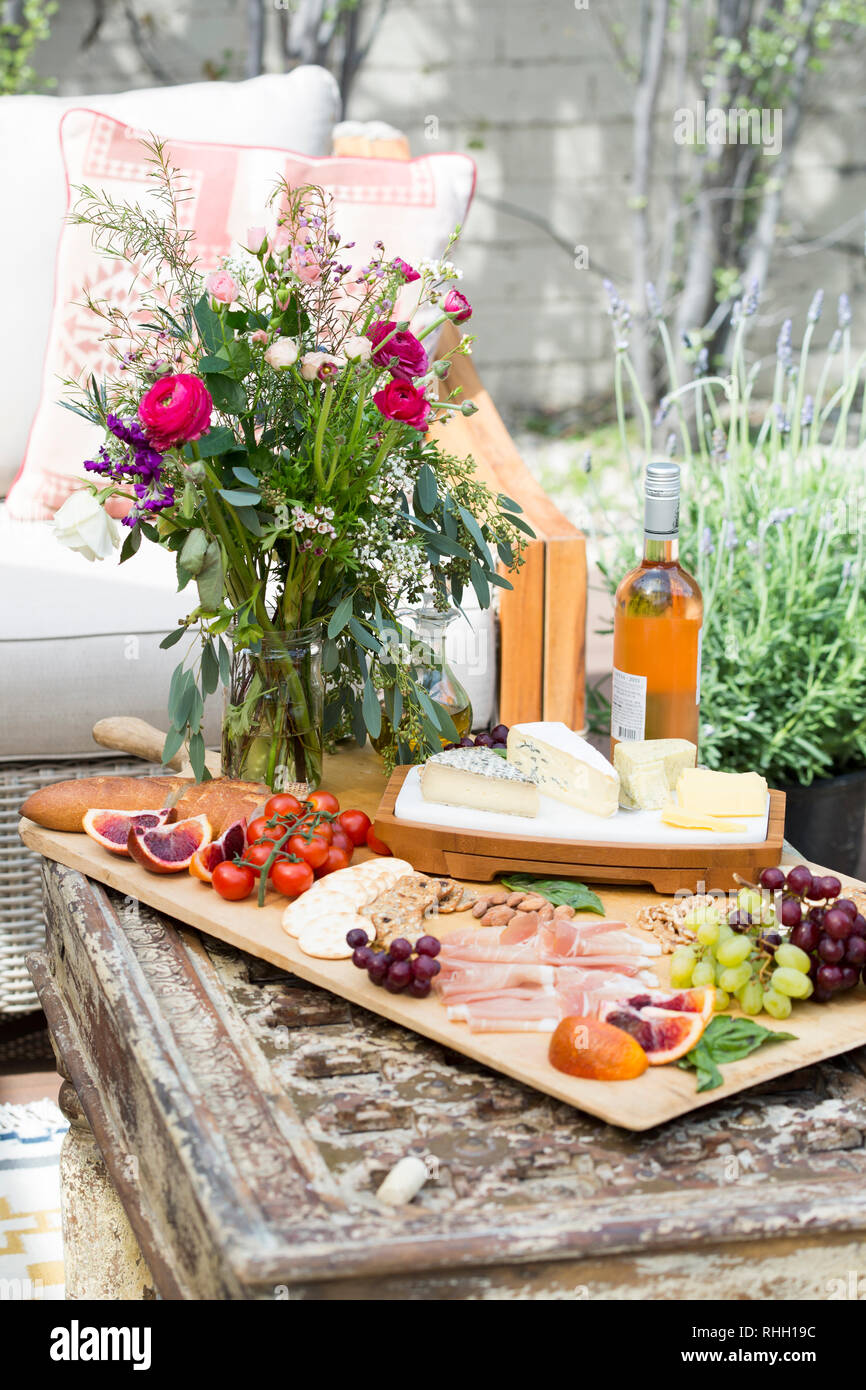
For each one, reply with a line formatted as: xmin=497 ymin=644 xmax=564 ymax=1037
xmin=419 ymin=746 xmax=540 ymax=817
xmin=614 ymin=738 xmax=697 ymax=810
xmin=506 ymin=722 xmax=619 ymax=818
xmin=676 ymin=768 xmax=768 ymax=818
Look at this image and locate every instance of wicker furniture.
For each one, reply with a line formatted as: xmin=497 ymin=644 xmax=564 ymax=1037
xmin=26 ymin=751 xmax=866 ymax=1300
xmin=0 ymin=757 xmax=164 ymax=1018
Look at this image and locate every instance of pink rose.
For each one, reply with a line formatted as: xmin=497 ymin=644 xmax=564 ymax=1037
xmin=392 ymin=257 xmax=420 ymax=283
xmin=250 ymin=329 xmax=269 ymax=345
xmin=291 ymin=245 xmax=322 ymax=285
xmin=366 ymin=320 xmax=428 ymax=380
xmin=373 ymin=378 xmax=431 ymax=431
xmin=139 ymin=374 xmax=213 ymax=451
xmin=205 ymin=269 xmax=239 ymax=305
xmin=443 ymin=289 xmax=472 ymax=323
xmin=246 ymin=226 xmax=267 ymax=254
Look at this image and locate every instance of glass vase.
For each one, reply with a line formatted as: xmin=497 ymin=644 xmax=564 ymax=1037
xmin=222 ymin=624 xmax=324 ymax=792
xmin=371 ymin=602 xmax=473 ymax=755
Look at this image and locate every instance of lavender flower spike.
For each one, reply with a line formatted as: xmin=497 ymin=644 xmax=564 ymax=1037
xmin=807 ymin=289 xmax=824 ymax=324
xmin=838 ymin=292 xmax=852 ymax=329
xmin=801 ymin=395 xmax=814 ymax=429
xmin=776 ymin=319 xmax=792 ymax=370
xmin=645 ymin=281 xmax=662 ymax=319
xmin=743 ymin=280 xmax=760 ymax=317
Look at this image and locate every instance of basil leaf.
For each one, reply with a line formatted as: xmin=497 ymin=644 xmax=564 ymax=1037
xmin=677 ymin=1017 xmax=797 ymax=1092
xmin=498 ymin=874 xmax=606 ymax=916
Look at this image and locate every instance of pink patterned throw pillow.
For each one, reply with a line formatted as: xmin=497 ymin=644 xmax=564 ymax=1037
xmin=6 ymin=109 xmax=475 ymax=520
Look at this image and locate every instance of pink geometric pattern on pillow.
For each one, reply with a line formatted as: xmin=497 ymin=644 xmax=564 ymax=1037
xmin=5 ymin=110 xmax=475 ymax=521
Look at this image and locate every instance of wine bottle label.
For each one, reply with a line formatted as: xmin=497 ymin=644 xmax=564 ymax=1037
xmin=611 ymin=667 xmax=647 ymax=742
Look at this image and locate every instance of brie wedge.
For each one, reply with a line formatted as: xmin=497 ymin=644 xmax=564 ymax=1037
xmin=506 ymin=722 xmax=619 ymax=818
xmin=419 ymin=745 xmax=540 ymax=817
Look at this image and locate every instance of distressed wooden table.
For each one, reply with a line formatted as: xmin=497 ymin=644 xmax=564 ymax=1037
xmin=25 ymin=754 xmax=866 ymax=1300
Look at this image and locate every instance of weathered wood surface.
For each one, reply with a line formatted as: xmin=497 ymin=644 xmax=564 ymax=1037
xmin=30 ymin=857 xmax=866 ymax=1299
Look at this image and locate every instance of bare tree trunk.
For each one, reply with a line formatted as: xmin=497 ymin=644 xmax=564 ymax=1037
xmin=629 ymin=0 xmax=669 ymax=400
xmin=246 ymin=0 xmax=265 ymax=79
xmin=737 ymin=0 xmax=821 ymax=302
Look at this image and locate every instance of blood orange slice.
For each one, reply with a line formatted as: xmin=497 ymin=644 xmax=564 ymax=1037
xmin=619 ymin=988 xmax=714 ymax=1025
xmin=597 ymin=1001 xmax=707 ymax=1064
xmin=549 ymin=1016 xmax=649 ymax=1081
xmin=128 ymin=814 xmax=212 ymax=874
xmin=189 ymin=818 xmax=247 ymax=882
xmin=83 ymin=807 xmax=175 ymax=857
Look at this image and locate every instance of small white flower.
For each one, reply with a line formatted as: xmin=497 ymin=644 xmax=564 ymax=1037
xmin=264 ymin=337 xmax=300 ymax=370
xmin=343 ymin=334 xmax=372 ymax=362
xmin=54 ymin=490 xmax=121 ymax=562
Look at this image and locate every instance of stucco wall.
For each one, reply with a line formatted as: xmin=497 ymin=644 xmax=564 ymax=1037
xmin=31 ymin=0 xmax=866 ymax=419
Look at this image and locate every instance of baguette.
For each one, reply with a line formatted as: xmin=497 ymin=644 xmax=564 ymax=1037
xmin=21 ymin=775 xmax=268 ymax=835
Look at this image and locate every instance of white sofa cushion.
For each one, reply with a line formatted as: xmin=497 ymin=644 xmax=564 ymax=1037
xmin=0 ymin=67 xmax=340 ymax=497
xmin=0 ymin=507 xmax=221 ymax=760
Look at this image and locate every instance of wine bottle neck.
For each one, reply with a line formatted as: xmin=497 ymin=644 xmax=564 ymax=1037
xmin=644 ymin=535 xmax=679 ymax=564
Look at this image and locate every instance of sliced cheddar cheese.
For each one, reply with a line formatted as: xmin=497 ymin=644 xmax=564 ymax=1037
xmin=661 ymin=803 xmax=746 ymax=834
xmin=675 ymin=768 xmax=768 ymax=818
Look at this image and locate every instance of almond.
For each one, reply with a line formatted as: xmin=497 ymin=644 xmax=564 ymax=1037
xmin=517 ymin=893 xmax=547 ymax=912
xmin=480 ymin=906 xmax=516 ymax=927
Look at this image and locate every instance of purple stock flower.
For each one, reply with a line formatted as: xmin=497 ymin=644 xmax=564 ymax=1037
xmin=83 ymin=412 xmax=176 ymax=529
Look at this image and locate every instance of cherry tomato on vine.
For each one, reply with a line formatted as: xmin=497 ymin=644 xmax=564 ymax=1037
xmin=247 ymin=816 xmax=279 ymax=846
xmin=271 ymin=860 xmax=314 ymax=898
xmin=315 ymin=846 xmax=351 ymax=878
xmin=330 ymin=825 xmax=355 ymax=859
xmin=243 ymin=843 xmax=277 ymax=877
xmin=286 ymin=834 xmax=330 ymax=870
xmin=366 ymin=826 xmax=392 ymax=857
xmin=307 ymin=790 xmax=340 ymax=816
xmin=211 ymin=861 xmax=256 ymax=901
xmin=337 ymin=809 xmax=372 ymax=847
xmin=298 ymin=815 xmax=332 ymax=844
xmin=264 ymin=793 xmax=304 ymax=820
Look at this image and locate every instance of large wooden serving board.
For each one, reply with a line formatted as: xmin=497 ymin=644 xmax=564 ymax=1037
xmin=20 ymin=808 xmax=866 ymax=1132
xmin=374 ymin=765 xmax=786 ymax=893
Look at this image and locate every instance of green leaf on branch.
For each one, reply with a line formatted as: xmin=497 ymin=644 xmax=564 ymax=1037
xmin=217 ymin=487 xmax=262 ymax=507
xmin=179 ymin=529 xmax=209 ymax=576
xmin=349 ymin=617 xmax=381 ymax=654
xmin=362 ymin=677 xmax=382 ymax=739
xmin=508 ymin=513 xmax=536 ymax=538
xmin=207 ymin=373 xmax=247 ymax=416
xmin=232 ymin=465 xmax=260 ymax=488
xmin=193 ymin=294 xmax=222 ymax=354
xmin=327 ymin=594 xmax=354 ymax=639
xmin=459 ymin=506 xmax=493 ymax=566
xmin=119 ymin=527 xmax=141 ymax=563
xmin=159 ymin=627 xmax=186 ymax=651
xmin=485 ymin=568 xmax=512 ymax=589
xmin=416 ymin=462 xmax=438 ymax=513
xmin=498 ymin=494 xmax=523 ymax=513
xmin=161 ymin=726 xmax=185 ymax=765
xmin=469 ymin=561 xmax=490 ymax=608
xmin=424 ymin=532 xmax=472 ymax=561
xmin=195 ymin=426 xmax=236 ymax=458
xmin=497 ymin=539 xmax=514 ymax=566
xmin=234 ymin=507 xmax=264 ymax=536
xmin=351 ymin=695 xmax=368 ymax=747
xmin=195 ymin=540 xmax=224 ymax=612
xmin=322 ymin=638 xmax=339 ymax=674
xmin=198 ymin=353 xmax=230 ymax=373
xmin=201 ymin=640 xmax=219 ymax=696
xmin=188 ymin=730 xmax=208 ymax=781
xmin=217 ymin=636 xmax=231 ymax=688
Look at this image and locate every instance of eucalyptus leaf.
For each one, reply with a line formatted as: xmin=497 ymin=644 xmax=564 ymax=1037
xmin=459 ymin=506 xmax=493 ymax=565
xmin=217 ymin=636 xmax=231 ymax=688
xmin=351 ymin=695 xmax=368 ymax=747
xmin=469 ymin=561 xmax=490 ymax=608
xmin=327 ymin=594 xmax=354 ymax=639
xmin=348 ymin=617 xmax=381 ymax=653
xmin=159 ymin=627 xmax=186 ymax=651
xmin=188 ymin=730 xmax=207 ymax=781
xmin=416 ymin=462 xmax=438 ymax=513
xmin=218 ymin=487 xmax=262 ymax=507
xmin=201 ymin=640 xmax=219 ymax=696
xmin=362 ymin=676 xmax=382 ymax=738
xmin=195 ymin=540 xmax=224 ymax=612
xmin=232 ymin=465 xmax=260 ymax=487
xmin=179 ymin=529 xmax=209 ymax=576
xmin=161 ymin=725 xmax=185 ymax=766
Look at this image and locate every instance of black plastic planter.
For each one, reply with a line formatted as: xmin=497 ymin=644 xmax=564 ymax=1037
xmin=780 ymin=767 xmax=866 ymax=878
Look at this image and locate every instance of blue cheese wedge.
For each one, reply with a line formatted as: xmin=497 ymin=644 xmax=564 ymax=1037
xmin=613 ymin=738 xmax=697 ymax=810
xmin=419 ymin=746 xmax=540 ymax=817
xmin=507 ymin=722 xmax=619 ymax=818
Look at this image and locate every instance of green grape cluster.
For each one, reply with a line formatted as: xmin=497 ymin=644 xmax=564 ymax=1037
xmin=669 ymin=889 xmax=813 ymax=1020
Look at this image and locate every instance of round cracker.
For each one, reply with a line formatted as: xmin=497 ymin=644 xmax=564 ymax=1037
xmin=297 ymin=912 xmax=368 ymax=959
xmin=282 ymin=889 xmax=361 ymax=938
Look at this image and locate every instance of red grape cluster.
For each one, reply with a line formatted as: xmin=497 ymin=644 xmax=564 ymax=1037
xmin=443 ymin=723 xmax=509 ymax=752
xmin=347 ymin=928 xmax=441 ymax=998
xmin=759 ymin=864 xmax=865 ymax=1003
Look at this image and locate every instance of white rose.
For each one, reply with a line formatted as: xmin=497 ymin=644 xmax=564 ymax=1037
xmin=343 ymin=334 xmax=372 ymax=362
xmin=264 ymin=337 xmax=300 ymax=370
xmin=54 ymin=490 xmax=121 ymax=562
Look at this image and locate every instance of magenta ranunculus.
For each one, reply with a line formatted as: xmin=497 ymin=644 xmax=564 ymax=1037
xmin=443 ymin=289 xmax=472 ymax=323
xmin=392 ymin=257 xmax=420 ymax=283
xmin=139 ymin=374 xmax=213 ymax=451
xmin=373 ymin=378 xmax=431 ymax=431
xmin=366 ymin=320 xmax=428 ymax=380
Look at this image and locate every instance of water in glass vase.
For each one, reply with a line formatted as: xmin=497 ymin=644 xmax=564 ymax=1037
xmin=611 ymin=462 xmax=703 ymax=754
xmin=371 ymin=603 xmax=473 ymax=756
xmin=222 ymin=625 xmax=324 ymax=791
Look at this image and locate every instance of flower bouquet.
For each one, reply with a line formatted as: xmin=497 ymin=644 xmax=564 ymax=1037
xmin=57 ymin=142 xmax=529 ymax=789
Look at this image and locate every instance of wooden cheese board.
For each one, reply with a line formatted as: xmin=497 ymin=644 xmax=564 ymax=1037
xmin=373 ymin=765 xmax=787 ymax=893
xmin=19 ymin=801 xmax=866 ymax=1133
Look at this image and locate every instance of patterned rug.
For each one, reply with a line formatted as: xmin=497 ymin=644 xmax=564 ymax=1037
xmin=0 ymin=1100 xmax=67 ymax=1300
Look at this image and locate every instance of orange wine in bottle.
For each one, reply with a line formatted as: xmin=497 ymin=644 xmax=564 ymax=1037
xmin=611 ymin=461 xmax=703 ymax=755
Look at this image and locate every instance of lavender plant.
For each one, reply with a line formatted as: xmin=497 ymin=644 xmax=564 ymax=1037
xmin=595 ymin=282 xmax=866 ymax=786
